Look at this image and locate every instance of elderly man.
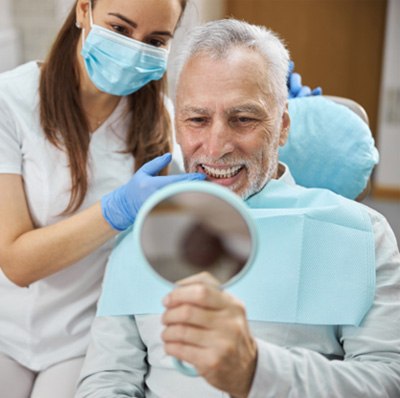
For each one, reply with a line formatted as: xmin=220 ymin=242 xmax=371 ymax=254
xmin=76 ymin=19 xmax=400 ymax=398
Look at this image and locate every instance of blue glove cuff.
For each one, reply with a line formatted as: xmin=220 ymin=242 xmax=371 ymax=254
xmin=101 ymin=187 xmax=136 ymax=231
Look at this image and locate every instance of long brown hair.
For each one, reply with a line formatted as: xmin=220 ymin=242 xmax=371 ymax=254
xmin=39 ymin=0 xmax=187 ymax=214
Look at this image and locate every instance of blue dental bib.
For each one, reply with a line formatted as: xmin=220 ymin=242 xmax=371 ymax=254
xmin=97 ymin=179 xmax=375 ymax=326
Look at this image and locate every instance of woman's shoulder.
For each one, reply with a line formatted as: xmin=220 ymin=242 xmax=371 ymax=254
xmin=0 ymin=61 xmax=41 ymax=107
xmin=0 ymin=61 xmax=40 ymax=81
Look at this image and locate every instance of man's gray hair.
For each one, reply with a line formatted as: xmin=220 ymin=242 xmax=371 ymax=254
xmin=174 ymin=19 xmax=290 ymax=109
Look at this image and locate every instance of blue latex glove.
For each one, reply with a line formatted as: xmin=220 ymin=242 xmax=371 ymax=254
xmin=288 ymin=61 xmax=322 ymax=99
xmin=101 ymin=153 xmax=206 ymax=231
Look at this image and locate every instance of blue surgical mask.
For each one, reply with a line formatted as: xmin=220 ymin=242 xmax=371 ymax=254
xmin=80 ymin=4 xmax=169 ymax=96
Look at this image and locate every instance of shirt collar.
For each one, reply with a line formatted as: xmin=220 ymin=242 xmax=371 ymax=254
xmin=276 ymin=162 xmax=295 ymax=186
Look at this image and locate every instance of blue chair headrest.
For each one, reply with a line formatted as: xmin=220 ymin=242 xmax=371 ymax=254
xmin=279 ymin=96 xmax=379 ymax=199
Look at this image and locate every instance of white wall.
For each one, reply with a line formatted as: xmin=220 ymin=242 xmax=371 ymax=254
xmin=168 ymin=0 xmax=225 ymax=98
xmin=55 ymin=0 xmax=75 ymax=24
xmin=12 ymin=0 xmax=60 ymax=63
xmin=0 ymin=0 xmax=74 ymax=70
xmin=375 ymin=0 xmax=400 ymax=191
xmin=0 ymin=0 xmax=20 ymax=72
xmin=190 ymin=0 xmax=225 ymax=22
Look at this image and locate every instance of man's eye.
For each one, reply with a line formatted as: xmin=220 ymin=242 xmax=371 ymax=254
xmin=240 ymin=117 xmax=256 ymax=123
xmin=186 ymin=117 xmax=207 ymax=125
xmin=232 ymin=116 xmax=256 ymax=125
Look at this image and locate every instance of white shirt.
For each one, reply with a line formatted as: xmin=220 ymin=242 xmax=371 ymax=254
xmin=0 ymin=62 xmax=134 ymax=370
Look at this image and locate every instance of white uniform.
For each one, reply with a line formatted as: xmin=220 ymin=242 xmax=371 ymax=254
xmin=0 ymin=61 xmax=134 ymax=371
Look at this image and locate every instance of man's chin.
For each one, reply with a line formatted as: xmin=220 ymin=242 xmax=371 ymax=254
xmin=234 ymin=177 xmax=269 ymax=200
xmin=210 ymin=179 xmax=255 ymax=200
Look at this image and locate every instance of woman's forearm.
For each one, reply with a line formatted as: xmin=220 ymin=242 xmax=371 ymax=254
xmin=1 ymin=202 xmax=117 ymax=287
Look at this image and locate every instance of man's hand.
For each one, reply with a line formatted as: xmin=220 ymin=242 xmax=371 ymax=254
xmin=161 ymin=272 xmax=258 ymax=398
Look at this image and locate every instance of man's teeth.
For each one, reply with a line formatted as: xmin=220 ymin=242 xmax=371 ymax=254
xmin=201 ymin=164 xmax=242 ymax=179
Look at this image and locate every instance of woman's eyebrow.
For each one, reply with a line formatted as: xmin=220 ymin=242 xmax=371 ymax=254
xmin=152 ymin=31 xmax=174 ymax=38
xmin=108 ymin=13 xmax=137 ymax=28
xmin=107 ymin=13 xmax=173 ymax=37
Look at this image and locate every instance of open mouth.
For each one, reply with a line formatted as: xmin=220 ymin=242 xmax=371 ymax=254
xmin=200 ymin=164 xmax=243 ymax=179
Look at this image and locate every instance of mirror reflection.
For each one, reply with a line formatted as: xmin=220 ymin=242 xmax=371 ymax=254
xmin=140 ymin=191 xmax=253 ymax=285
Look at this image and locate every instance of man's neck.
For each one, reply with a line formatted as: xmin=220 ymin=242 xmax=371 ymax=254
xmin=276 ymin=163 xmax=286 ymax=179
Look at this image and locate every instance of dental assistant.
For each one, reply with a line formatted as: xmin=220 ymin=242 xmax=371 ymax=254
xmin=0 ymin=1 xmax=205 ymax=397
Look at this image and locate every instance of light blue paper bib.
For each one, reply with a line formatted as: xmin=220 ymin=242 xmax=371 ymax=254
xmin=97 ymin=180 xmax=375 ymax=326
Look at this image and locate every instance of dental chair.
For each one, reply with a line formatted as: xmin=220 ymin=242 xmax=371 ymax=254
xmin=280 ymin=96 xmax=378 ymax=201
xmin=325 ymin=96 xmax=369 ymax=125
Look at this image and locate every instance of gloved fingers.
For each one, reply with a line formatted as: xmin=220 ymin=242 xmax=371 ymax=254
xmin=288 ymin=72 xmax=302 ymax=97
xmin=311 ymin=86 xmax=323 ymax=96
xmin=156 ymin=173 xmax=207 ymax=186
xmin=296 ymin=85 xmax=312 ymax=97
xmin=287 ymin=61 xmax=322 ymax=98
xmin=288 ymin=60 xmax=295 ymax=75
xmin=139 ymin=153 xmax=172 ymax=176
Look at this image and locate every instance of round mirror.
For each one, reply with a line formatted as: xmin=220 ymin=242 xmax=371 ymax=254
xmin=137 ymin=182 xmax=256 ymax=286
xmin=135 ymin=181 xmax=257 ymax=376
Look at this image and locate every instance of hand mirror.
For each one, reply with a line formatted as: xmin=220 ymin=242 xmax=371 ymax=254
xmin=135 ymin=181 xmax=257 ymax=376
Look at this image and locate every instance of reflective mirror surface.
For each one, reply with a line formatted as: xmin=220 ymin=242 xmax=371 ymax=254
xmin=140 ymin=190 xmax=254 ymax=285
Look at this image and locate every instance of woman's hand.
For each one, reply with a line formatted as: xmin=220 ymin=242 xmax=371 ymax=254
xmin=287 ymin=60 xmax=322 ymax=98
xmin=101 ymin=153 xmax=206 ymax=231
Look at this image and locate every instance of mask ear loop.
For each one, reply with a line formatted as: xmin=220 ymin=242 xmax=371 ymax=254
xmin=81 ymin=0 xmax=94 ymax=47
xmin=88 ymin=0 xmax=94 ymax=27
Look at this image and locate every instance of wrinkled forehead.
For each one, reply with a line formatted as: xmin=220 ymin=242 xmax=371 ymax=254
xmin=175 ymin=48 xmax=276 ymax=111
xmin=178 ymin=47 xmax=270 ymax=86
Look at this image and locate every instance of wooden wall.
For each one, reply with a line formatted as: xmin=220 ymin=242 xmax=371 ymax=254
xmin=225 ymin=0 xmax=387 ymax=137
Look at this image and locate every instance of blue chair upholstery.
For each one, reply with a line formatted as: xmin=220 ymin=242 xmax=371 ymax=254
xmin=279 ymin=96 xmax=379 ymax=200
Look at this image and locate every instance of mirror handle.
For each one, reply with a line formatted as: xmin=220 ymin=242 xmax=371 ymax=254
xmin=173 ymin=357 xmax=198 ymax=377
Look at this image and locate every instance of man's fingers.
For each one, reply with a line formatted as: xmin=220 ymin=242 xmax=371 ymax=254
xmin=161 ymin=324 xmax=209 ymax=347
xmin=163 ymin=282 xmax=227 ymax=310
xmin=176 ymin=271 xmax=220 ymax=287
xmin=164 ymin=342 xmax=220 ymax=377
xmin=162 ymin=303 xmax=215 ymax=328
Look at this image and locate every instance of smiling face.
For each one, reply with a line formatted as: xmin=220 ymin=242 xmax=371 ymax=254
xmin=175 ymin=47 xmax=290 ymax=199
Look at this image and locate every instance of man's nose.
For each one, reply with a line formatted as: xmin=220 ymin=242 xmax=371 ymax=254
xmin=205 ymin=120 xmax=234 ymax=159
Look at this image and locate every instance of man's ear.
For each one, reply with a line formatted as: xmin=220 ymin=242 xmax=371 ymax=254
xmin=279 ymin=102 xmax=290 ymax=147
